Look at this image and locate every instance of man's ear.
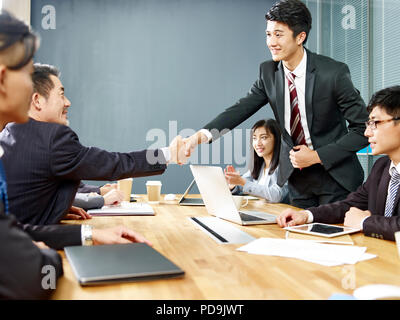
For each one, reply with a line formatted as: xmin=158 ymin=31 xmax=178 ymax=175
xmin=0 ymin=65 xmax=7 ymax=95
xmin=31 ymin=92 xmax=43 ymax=111
xmin=296 ymin=31 xmax=307 ymax=46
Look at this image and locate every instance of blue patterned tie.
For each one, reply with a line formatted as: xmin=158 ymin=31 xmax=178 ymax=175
xmin=384 ymin=167 xmax=400 ymax=218
xmin=0 ymin=160 xmax=9 ymax=215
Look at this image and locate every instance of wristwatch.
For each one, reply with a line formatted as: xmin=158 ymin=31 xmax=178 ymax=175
xmin=81 ymin=225 xmax=93 ymax=246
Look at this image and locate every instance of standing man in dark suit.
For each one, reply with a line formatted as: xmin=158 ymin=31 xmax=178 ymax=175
xmin=182 ymin=0 xmax=369 ymax=208
xmin=277 ymin=86 xmax=400 ymax=241
xmin=0 ymin=63 xmax=185 ymax=225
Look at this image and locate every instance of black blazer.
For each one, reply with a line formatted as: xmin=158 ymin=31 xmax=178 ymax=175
xmin=78 ymin=182 xmax=100 ymax=194
xmin=0 ymin=212 xmax=63 ymax=299
xmin=203 ymin=49 xmax=369 ymax=192
xmin=0 ymin=118 xmax=167 ymax=225
xmin=309 ymin=156 xmax=400 ymax=241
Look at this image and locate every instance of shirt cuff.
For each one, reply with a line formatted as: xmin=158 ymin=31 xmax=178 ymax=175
xmin=199 ymin=129 xmax=212 ymax=142
xmin=160 ymin=147 xmax=171 ymax=163
xmin=360 ymin=216 xmax=369 ymax=230
xmin=305 ymin=210 xmax=314 ymax=223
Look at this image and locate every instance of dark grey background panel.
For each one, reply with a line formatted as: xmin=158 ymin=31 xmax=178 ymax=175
xmin=31 ymin=0 xmax=277 ymax=193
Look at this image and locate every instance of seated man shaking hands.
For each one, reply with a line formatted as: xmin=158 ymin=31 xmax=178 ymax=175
xmin=277 ymin=86 xmax=400 ymax=241
xmin=0 ymin=63 xmax=185 ymax=225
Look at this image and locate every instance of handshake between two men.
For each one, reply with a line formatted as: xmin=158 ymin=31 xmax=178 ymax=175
xmin=169 ymin=130 xmax=322 ymax=169
xmin=168 ymin=131 xmax=210 ymax=165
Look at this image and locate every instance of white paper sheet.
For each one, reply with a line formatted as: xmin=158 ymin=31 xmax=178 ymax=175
xmin=237 ymin=238 xmax=376 ymax=266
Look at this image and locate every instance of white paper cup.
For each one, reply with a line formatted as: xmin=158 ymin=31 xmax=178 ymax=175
xmin=146 ymin=181 xmax=162 ymax=204
xmin=232 ymin=195 xmax=248 ymax=210
xmin=117 ymin=178 xmax=133 ymax=202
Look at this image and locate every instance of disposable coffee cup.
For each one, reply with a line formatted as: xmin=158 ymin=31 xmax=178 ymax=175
xmin=232 ymin=195 xmax=248 ymax=210
xmin=146 ymin=181 xmax=162 ymax=204
xmin=117 ymin=178 xmax=133 ymax=202
xmin=395 ymin=231 xmax=400 ymax=259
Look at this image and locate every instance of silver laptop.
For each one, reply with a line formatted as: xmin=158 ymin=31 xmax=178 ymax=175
xmin=65 ymin=243 xmax=184 ymax=286
xmin=190 ymin=165 xmax=277 ymax=225
xmin=178 ymin=179 xmax=204 ymax=206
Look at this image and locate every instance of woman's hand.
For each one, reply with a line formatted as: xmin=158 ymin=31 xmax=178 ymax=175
xmin=224 ymin=165 xmax=246 ymax=188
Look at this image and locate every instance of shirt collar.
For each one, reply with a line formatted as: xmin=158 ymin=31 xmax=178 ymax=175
xmin=283 ymin=49 xmax=307 ymax=78
xmin=389 ymin=161 xmax=400 ymax=176
xmin=0 ymin=146 xmax=3 ymax=158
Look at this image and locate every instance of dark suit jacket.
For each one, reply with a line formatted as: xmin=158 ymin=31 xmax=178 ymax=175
xmin=203 ymin=49 xmax=369 ymax=192
xmin=78 ymin=182 xmax=100 ymax=194
xmin=0 ymin=118 xmax=167 ymax=225
xmin=17 ymin=219 xmax=82 ymax=250
xmin=0 ymin=212 xmax=63 ymax=299
xmin=309 ymin=156 xmax=400 ymax=241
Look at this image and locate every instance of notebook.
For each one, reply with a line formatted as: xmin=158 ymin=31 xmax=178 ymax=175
xmin=189 ymin=216 xmax=255 ymax=244
xmin=87 ymin=202 xmax=154 ymax=216
xmin=65 ymin=243 xmax=185 ymax=286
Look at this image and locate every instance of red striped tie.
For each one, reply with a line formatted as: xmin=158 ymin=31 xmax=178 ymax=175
xmin=287 ymin=72 xmax=306 ymax=146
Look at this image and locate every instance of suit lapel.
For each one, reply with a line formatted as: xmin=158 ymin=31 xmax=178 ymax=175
xmin=376 ymin=161 xmax=391 ymax=215
xmin=393 ymin=186 xmax=400 ymax=216
xmin=305 ymin=49 xmax=315 ymax=131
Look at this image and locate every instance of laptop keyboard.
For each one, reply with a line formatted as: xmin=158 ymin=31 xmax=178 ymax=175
xmin=239 ymin=212 xmax=266 ymax=222
xmin=181 ymin=198 xmax=204 ymax=204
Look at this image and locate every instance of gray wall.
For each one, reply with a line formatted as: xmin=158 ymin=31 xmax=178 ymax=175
xmin=31 ymin=0 xmax=276 ymax=193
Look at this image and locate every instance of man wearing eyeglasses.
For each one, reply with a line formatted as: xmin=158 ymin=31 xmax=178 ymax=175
xmin=277 ymin=86 xmax=400 ymax=241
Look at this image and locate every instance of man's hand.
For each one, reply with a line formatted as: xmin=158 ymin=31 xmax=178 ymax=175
xmin=168 ymin=135 xmax=188 ymax=165
xmin=64 ymin=206 xmax=92 ymax=220
xmin=103 ymin=189 xmax=125 ymax=206
xmin=33 ymin=241 xmax=50 ymax=250
xmin=276 ymin=208 xmax=309 ymax=228
xmin=100 ymin=183 xmax=118 ymax=196
xmin=289 ymin=145 xmax=322 ymax=169
xmin=183 ymin=131 xmax=209 ymax=158
xmin=224 ymin=165 xmax=245 ymax=188
xmin=92 ymin=226 xmax=153 ymax=246
xmin=344 ymin=207 xmax=371 ymax=230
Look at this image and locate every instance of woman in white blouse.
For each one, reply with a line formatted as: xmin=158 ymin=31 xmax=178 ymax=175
xmin=225 ymin=119 xmax=288 ymax=203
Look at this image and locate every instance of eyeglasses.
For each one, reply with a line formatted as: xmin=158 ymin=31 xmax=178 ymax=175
xmin=365 ymin=118 xmax=400 ymax=130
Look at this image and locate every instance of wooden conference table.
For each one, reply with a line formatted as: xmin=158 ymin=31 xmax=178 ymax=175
xmin=54 ymin=195 xmax=400 ymax=300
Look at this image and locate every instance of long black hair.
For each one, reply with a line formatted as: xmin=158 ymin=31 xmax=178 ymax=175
xmin=250 ymin=119 xmax=282 ymax=180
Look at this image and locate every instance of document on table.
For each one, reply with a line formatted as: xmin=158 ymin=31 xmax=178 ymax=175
xmin=237 ymin=238 xmax=377 ymax=266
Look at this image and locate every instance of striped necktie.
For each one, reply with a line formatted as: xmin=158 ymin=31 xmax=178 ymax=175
xmin=0 ymin=160 xmax=9 ymax=215
xmin=384 ymin=167 xmax=400 ymax=218
xmin=286 ymin=72 xmax=306 ymax=146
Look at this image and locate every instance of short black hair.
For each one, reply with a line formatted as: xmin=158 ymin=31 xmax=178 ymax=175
xmin=265 ymin=0 xmax=312 ymax=44
xmin=367 ymin=86 xmax=400 ymax=119
xmin=250 ymin=119 xmax=282 ymax=179
xmin=0 ymin=10 xmax=39 ymax=69
xmin=32 ymin=63 xmax=60 ymax=99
